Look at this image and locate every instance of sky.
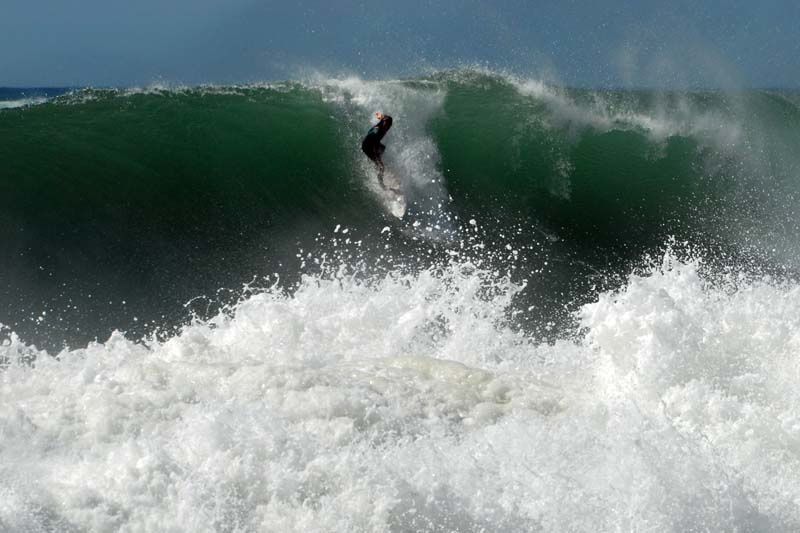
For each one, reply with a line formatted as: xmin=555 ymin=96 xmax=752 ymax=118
xmin=2 ymin=0 xmax=798 ymax=88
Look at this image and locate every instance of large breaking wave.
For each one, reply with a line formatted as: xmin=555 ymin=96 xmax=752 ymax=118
xmin=3 ymin=70 xmax=800 ymax=530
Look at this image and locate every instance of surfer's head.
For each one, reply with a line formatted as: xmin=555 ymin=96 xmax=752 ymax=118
xmin=375 ymin=112 xmax=384 ymax=120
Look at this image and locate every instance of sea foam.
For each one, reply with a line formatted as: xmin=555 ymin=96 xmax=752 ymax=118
xmin=2 ymin=253 xmax=800 ymax=531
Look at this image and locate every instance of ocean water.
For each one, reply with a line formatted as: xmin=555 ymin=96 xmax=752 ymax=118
xmin=2 ymin=71 xmax=800 ymax=531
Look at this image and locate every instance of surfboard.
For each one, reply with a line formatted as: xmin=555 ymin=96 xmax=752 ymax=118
xmin=378 ymin=171 xmax=406 ymax=219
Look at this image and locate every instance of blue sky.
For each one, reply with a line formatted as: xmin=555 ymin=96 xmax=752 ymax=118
xmin=2 ymin=0 xmax=798 ymax=88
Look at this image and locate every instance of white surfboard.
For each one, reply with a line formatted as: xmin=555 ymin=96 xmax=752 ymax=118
xmin=377 ymin=171 xmax=406 ymax=219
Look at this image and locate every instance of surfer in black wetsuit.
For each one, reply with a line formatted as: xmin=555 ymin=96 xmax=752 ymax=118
xmin=361 ymin=112 xmax=393 ymax=184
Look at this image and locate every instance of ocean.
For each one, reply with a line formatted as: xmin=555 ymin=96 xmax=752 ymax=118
xmin=2 ymin=70 xmax=800 ymax=531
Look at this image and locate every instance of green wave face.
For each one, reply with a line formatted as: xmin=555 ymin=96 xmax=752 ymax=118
xmin=1 ymin=86 xmax=380 ymax=346
xmin=2 ymin=72 xmax=800 ymax=348
xmin=434 ymin=75 xmax=800 ymax=251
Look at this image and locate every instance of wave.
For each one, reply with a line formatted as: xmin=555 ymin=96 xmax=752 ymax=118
xmin=4 ymin=69 xmax=800 ymax=530
xmin=1 ymin=69 xmax=799 ymax=346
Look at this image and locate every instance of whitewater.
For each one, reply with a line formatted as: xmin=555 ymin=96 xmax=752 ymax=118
xmin=3 ymin=71 xmax=800 ymax=531
xmin=4 ymin=253 xmax=800 ymax=531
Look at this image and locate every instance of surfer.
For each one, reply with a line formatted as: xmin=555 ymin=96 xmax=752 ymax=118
xmin=361 ymin=112 xmax=393 ymax=185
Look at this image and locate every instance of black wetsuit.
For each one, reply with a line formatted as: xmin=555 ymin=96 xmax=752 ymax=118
xmin=361 ymin=115 xmax=393 ymax=166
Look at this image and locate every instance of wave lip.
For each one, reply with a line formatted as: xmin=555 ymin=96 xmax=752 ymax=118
xmin=0 ymin=96 xmax=49 ymax=109
xmin=0 ymin=87 xmax=73 ymax=109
